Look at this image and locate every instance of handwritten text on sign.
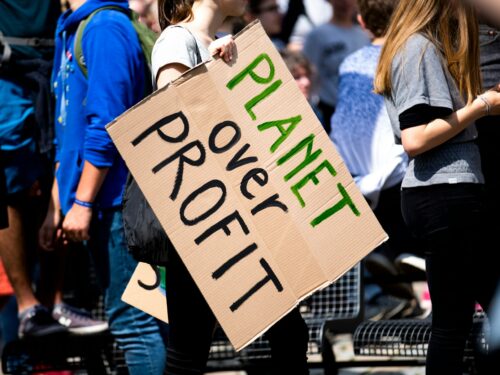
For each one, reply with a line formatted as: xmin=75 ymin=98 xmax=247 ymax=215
xmin=130 ymin=53 xmax=360 ymax=313
xmin=112 ymin=21 xmax=386 ymax=350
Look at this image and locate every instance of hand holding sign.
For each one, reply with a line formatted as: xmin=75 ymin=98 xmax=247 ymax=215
xmin=209 ymin=34 xmax=236 ymax=63
xmin=109 ymin=21 xmax=386 ymax=350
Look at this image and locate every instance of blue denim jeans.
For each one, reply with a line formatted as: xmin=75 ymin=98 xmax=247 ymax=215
xmin=90 ymin=208 xmax=167 ymax=375
xmin=479 ymin=24 xmax=500 ymax=90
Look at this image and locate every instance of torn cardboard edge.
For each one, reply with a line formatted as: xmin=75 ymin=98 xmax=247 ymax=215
xmin=106 ymin=20 xmax=261 ymax=133
xmin=109 ymin=20 xmax=387 ymax=351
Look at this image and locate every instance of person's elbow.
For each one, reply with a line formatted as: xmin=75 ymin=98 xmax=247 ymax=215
xmin=401 ymin=126 xmax=431 ymax=158
xmin=401 ymin=136 xmax=426 ymax=158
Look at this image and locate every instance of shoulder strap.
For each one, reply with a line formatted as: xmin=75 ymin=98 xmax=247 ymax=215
xmin=74 ymin=6 xmax=126 ymax=78
xmin=130 ymin=11 xmax=157 ymax=68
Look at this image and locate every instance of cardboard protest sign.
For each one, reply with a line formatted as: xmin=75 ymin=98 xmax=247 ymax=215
xmin=108 ymin=21 xmax=387 ymax=350
xmin=122 ymin=263 xmax=168 ymax=322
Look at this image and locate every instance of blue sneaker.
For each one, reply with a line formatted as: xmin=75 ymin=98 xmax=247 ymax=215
xmin=18 ymin=305 xmax=67 ymax=338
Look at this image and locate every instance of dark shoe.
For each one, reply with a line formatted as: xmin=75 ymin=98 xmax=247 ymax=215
xmin=365 ymin=253 xmax=415 ymax=300
xmin=366 ymin=293 xmax=408 ymax=321
xmin=52 ymin=302 xmax=108 ymax=335
xmin=365 ymin=300 xmax=387 ymax=321
xmin=391 ymin=297 xmax=427 ymax=319
xmin=18 ymin=305 xmax=67 ymax=338
xmin=365 ymin=293 xmax=408 ymax=320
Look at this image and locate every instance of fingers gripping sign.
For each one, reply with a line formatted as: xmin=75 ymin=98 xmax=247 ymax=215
xmin=209 ymin=34 xmax=235 ymax=63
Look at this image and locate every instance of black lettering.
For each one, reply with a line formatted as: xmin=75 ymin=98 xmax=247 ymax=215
xmin=152 ymin=141 xmax=206 ymax=201
xmin=132 ymin=111 xmax=189 ymax=146
xmin=241 ymin=168 xmax=268 ymax=199
xmin=227 ymin=143 xmax=258 ymax=172
xmin=137 ymin=264 xmax=161 ymax=291
xmin=251 ymin=194 xmax=288 ymax=216
xmin=209 ymin=121 xmax=241 ymax=154
xmin=180 ymin=180 xmax=226 ymax=226
xmin=230 ymin=258 xmax=283 ymax=312
xmin=213 ymin=243 xmax=258 ymax=280
xmin=195 ymin=210 xmax=249 ymax=245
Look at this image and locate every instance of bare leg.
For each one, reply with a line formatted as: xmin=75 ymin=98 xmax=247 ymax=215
xmin=0 ymin=205 xmax=39 ymax=313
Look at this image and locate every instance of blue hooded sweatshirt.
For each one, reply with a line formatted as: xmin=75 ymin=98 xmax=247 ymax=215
xmin=52 ymin=0 xmax=145 ymax=214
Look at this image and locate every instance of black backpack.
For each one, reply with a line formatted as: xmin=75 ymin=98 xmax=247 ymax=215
xmin=75 ymin=7 xmax=171 ymax=263
xmin=122 ymin=174 xmax=172 ymax=263
xmin=123 ymin=26 xmax=203 ymax=264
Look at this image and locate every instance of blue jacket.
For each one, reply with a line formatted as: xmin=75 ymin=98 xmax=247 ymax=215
xmin=52 ymin=0 xmax=145 ymax=214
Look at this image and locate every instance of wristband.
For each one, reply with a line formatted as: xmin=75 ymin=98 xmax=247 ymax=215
xmin=74 ymin=199 xmax=94 ymax=208
xmin=478 ymin=95 xmax=491 ymax=116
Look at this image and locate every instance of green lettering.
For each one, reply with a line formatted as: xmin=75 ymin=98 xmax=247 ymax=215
xmin=277 ymin=134 xmax=322 ymax=181
xmin=226 ymin=53 xmax=275 ymax=90
xmin=311 ymin=183 xmax=360 ymax=227
xmin=245 ymin=80 xmax=282 ymax=120
xmin=258 ymin=115 xmax=302 ymax=153
xmin=291 ymin=160 xmax=337 ymax=207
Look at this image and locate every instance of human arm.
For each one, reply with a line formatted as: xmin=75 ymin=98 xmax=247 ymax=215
xmin=401 ymin=90 xmax=500 ymax=157
xmin=391 ymin=36 xmax=500 ymax=157
xmin=61 ymin=162 xmax=108 ymax=242
xmin=39 ymin=164 xmax=62 ymax=250
xmin=208 ymin=34 xmax=235 ymax=62
xmin=156 ymin=63 xmax=189 ymax=89
xmin=61 ymin=13 xmax=142 ymax=241
xmin=155 ymin=28 xmax=235 ymax=88
xmin=153 ymin=26 xmax=200 ymax=88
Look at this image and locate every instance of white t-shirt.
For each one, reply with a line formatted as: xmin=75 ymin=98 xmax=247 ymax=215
xmin=151 ymin=25 xmax=211 ymax=87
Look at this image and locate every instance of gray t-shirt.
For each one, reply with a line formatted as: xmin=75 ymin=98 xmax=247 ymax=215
xmin=151 ymin=25 xmax=212 ymax=87
xmin=303 ymin=23 xmax=370 ymax=106
xmin=385 ymin=34 xmax=484 ymax=188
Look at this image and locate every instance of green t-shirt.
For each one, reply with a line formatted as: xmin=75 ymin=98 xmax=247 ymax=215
xmin=0 ymin=0 xmax=60 ymax=59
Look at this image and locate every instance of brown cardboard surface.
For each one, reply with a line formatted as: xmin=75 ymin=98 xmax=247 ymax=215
xmin=122 ymin=263 xmax=168 ymax=322
xmin=109 ymin=21 xmax=387 ymax=350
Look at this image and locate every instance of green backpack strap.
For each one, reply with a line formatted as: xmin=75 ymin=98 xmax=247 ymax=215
xmin=130 ymin=11 xmax=156 ymax=69
xmin=74 ymin=6 xmax=156 ymax=78
xmin=74 ymin=6 xmax=122 ymax=78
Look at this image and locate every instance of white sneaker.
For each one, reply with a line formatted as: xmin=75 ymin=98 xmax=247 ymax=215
xmin=396 ymin=253 xmax=426 ymax=273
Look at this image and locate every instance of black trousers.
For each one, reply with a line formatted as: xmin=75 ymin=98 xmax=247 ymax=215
xmin=401 ymin=183 xmax=499 ymax=375
xmin=164 ymin=248 xmax=309 ymax=375
xmin=373 ymin=183 xmax=420 ymax=261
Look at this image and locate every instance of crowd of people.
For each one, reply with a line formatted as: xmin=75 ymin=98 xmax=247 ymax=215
xmin=1 ymin=0 xmax=500 ymax=374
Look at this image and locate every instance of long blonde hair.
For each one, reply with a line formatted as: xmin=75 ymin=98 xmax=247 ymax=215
xmin=374 ymin=0 xmax=482 ymax=103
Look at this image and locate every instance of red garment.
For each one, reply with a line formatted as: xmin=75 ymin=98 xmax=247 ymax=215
xmin=0 ymin=258 xmax=14 ymax=296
